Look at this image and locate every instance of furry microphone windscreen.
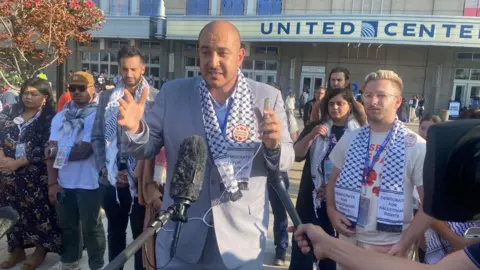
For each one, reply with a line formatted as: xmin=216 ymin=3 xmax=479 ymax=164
xmin=169 ymin=135 xmax=208 ymax=204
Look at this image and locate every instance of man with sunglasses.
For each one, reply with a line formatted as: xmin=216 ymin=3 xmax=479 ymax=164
xmin=46 ymin=71 xmax=106 ymax=270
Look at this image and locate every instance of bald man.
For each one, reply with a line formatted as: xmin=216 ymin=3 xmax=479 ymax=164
xmin=119 ymin=20 xmax=294 ymax=269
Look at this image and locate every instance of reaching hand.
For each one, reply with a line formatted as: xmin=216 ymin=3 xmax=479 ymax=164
xmin=48 ymin=183 xmax=64 ymax=205
xmin=288 ymin=224 xmax=329 ymax=260
xmin=309 ymin=125 xmax=328 ymax=140
xmin=258 ymin=110 xmax=282 ymax=150
xmin=117 ymin=88 xmax=149 ymax=134
xmin=327 ymin=208 xmax=354 ymax=237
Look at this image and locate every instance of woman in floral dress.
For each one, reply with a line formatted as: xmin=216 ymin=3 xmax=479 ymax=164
xmin=0 ymin=78 xmax=62 ymax=270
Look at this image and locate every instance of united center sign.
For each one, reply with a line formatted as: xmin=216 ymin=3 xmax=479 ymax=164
xmin=166 ymin=15 xmax=480 ymax=47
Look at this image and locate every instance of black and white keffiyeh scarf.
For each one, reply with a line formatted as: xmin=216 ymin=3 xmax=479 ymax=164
xmin=104 ymin=76 xmax=151 ymax=198
xmin=58 ymin=97 xmax=98 ymax=145
xmin=335 ymin=120 xmax=407 ymax=232
xmin=198 ymin=70 xmax=258 ymax=202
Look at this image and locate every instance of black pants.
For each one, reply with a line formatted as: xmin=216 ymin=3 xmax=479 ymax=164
xmin=289 ymin=201 xmax=336 ymax=270
xmin=267 ymin=171 xmax=290 ymax=259
xmin=103 ymin=185 xmax=145 ymax=270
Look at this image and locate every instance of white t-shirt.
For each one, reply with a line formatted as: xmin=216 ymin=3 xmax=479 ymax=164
xmin=330 ymin=127 xmax=426 ymax=245
xmin=49 ymin=111 xmax=99 ymax=190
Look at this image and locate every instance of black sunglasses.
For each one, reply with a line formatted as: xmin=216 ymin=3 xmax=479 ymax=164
xmin=68 ymin=85 xmax=87 ymax=93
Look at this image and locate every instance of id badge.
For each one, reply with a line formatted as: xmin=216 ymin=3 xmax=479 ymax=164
xmin=15 ymin=143 xmax=26 ymax=160
xmin=229 ymin=147 xmax=255 ymax=181
xmin=53 ymin=145 xmax=72 ymax=169
xmin=357 ymin=196 xmax=370 ymax=228
xmin=323 ymin=159 xmax=334 ymax=184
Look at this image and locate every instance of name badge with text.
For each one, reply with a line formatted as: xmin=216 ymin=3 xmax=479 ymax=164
xmin=53 ymin=145 xmax=72 ymax=169
xmin=15 ymin=143 xmax=26 ymax=160
xmin=229 ymin=147 xmax=255 ymax=180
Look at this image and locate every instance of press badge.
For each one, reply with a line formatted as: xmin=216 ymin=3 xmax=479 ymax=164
xmin=357 ymin=196 xmax=370 ymax=227
xmin=323 ymin=159 xmax=334 ymax=184
xmin=53 ymin=145 xmax=72 ymax=169
xmin=15 ymin=143 xmax=26 ymax=160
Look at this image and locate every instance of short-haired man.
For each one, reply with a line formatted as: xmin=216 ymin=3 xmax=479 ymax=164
xmin=46 ymin=71 xmax=106 ymax=270
xmin=117 ymin=20 xmax=294 ymax=269
xmin=91 ymin=46 xmax=159 ymax=270
xmin=326 ymin=70 xmax=431 ymax=268
xmin=306 ymin=87 xmax=326 ymax=125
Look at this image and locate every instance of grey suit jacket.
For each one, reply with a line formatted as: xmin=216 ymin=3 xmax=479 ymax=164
xmin=91 ymin=86 xmax=159 ymax=186
xmin=123 ymin=77 xmax=294 ymax=269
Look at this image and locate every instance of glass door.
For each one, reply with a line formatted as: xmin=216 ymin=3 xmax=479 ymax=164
xmin=185 ymin=67 xmax=200 ymax=78
xmin=468 ymin=84 xmax=480 ymax=108
xmin=452 ymin=84 xmax=467 ymax=108
xmin=300 ymin=75 xmax=324 ymax=97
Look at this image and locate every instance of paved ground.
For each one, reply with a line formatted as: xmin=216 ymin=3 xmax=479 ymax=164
xmin=0 ymin=117 xmax=420 ymax=270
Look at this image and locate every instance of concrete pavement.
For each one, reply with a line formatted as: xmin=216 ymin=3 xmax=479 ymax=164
xmin=0 ymin=117 xmax=420 ymax=269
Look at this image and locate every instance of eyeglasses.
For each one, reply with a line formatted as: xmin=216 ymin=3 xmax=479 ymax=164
xmin=361 ymin=92 xmax=398 ymax=102
xmin=68 ymin=85 xmax=87 ymax=93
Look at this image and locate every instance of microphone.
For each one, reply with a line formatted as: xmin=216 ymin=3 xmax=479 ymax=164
xmin=103 ymin=136 xmax=207 ymax=270
xmin=169 ymin=135 xmax=208 ymax=259
xmin=0 ymin=206 xmax=19 ymax=239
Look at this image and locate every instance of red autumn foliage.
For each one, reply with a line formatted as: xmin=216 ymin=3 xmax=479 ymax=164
xmin=0 ymin=0 xmax=104 ymax=88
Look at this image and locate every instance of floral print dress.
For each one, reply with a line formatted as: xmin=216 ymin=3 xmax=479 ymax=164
xmin=0 ymin=106 xmax=63 ymax=253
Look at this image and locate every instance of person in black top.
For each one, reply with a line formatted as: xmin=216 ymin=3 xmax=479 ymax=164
xmin=303 ymin=87 xmax=325 ymax=127
xmin=289 ymin=88 xmax=367 ymax=270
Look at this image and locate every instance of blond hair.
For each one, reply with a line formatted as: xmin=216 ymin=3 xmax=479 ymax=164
xmin=364 ymin=70 xmax=403 ymax=93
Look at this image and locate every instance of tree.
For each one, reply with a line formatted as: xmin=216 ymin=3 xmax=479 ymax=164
xmin=0 ymin=0 xmax=104 ymax=89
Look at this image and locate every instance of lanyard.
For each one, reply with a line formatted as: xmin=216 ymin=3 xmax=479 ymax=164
xmin=16 ymin=110 xmax=41 ymax=140
xmin=327 ymin=126 xmax=347 ymax=154
xmin=362 ymin=128 xmax=394 ymax=186
xmin=217 ymin=100 xmax=233 ymax=135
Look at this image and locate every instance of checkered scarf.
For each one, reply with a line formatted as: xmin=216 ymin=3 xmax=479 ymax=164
xmin=59 ymin=96 xmax=98 ymax=145
xmin=198 ymin=70 xmax=258 ymax=202
xmin=335 ymin=120 xmax=406 ymax=232
xmin=104 ymin=76 xmax=150 ymax=198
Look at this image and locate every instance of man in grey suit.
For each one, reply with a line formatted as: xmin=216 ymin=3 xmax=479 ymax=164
xmin=117 ymin=21 xmax=294 ymax=269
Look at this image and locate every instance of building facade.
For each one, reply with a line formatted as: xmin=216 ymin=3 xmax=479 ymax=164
xmin=67 ymin=0 xmax=480 ymax=114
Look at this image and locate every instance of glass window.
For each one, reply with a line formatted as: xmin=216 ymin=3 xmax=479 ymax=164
xmin=82 ymin=63 xmax=90 ymax=71
xmin=196 ymin=58 xmax=200 ymax=67
xmin=150 ymin=67 xmax=160 ymax=78
xmin=267 ymin=75 xmax=275 ymax=83
xmin=187 ymin=71 xmax=195 ymax=77
xmin=92 ymin=0 xmax=100 ymax=6
xmin=257 ymin=0 xmax=282 ymax=15
xmin=100 ymin=64 xmax=109 ymax=74
xmin=470 ymin=69 xmax=480 ymax=80
xmin=151 ymin=42 xmax=161 ymax=49
xmin=140 ymin=41 xmax=151 ymax=49
xmin=266 ymin=60 xmax=277 ymax=71
xmin=186 ymin=0 xmax=209 ymax=15
xmin=255 ymin=46 xmax=267 ymax=55
xmin=90 ymin=52 xmax=99 ymax=61
xmin=110 ymin=0 xmax=129 ymax=16
xmin=81 ymin=52 xmax=90 ymax=62
xmin=242 ymin=59 xmax=253 ymax=70
xmin=119 ymin=40 xmax=129 ymax=47
xmin=186 ymin=57 xmax=196 ymax=66
xmin=267 ymin=47 xmax=278 ymax=56
xmin=254 ymin=60 xmax=265 ymax=70
xmin=151 ymin=55 xmax=160 ymax=65
xmin=457 ymin=53 xmax=473 ymax=60
xmin=110 ymin=65 xmax=119 ymax=76
xmin=100 ymin=52 xmax=109 ymax=62
xmin=255 ymin=75 xmax=263 ymax=82
xmin=140 ymin=0 xmax=159 ymax=16
xmin=110 ymin=53 xmax=118 ymax=63
xmin=474 ymin=53 xmax=480 ymax=61
xmin=221 ymin=0 xmax=245 ymax=15
xmin=90 ymin=39 xmax=100 ymax=47
xmin=455 ymin=68 xmax=470 ymax=80
xmin=185 ymin=43 xmax=198 ymax=53
xmin=91 ymin=63 xmax=99 ymax=73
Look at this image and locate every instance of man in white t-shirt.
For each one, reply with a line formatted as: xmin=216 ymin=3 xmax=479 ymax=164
xmin=326 ymin=70 xmax=431 ymax=265
xmin=45 ymin=72 xmax=106 ymax=270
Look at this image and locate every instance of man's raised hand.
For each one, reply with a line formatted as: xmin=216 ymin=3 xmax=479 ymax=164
xmin=117 ymin=88 xmax=149 ymax=134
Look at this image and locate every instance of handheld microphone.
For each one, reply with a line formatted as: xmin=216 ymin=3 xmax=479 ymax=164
xmin=169 ymin=135 xmax=208 ymax=259
xmin=0 ymin=206 xmax=19 ymax=239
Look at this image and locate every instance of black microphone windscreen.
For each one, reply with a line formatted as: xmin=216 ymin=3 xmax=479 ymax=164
xmin=0 ymin=206 xmax=19 ymax=239
xmin=169 ymin=135 xmax=208 ymax=204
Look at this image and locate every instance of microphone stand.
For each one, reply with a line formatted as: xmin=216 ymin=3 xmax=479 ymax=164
xmin=103 ymin=202 xmax=188 ymax=270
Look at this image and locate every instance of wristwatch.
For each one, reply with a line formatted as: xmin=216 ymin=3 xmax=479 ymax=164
xmin=47 ymin=147 xmax=57 ymax=157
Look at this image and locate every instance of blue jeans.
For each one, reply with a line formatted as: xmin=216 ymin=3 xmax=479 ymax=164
xmin=267 ymin=171 xmax=290 ymax=259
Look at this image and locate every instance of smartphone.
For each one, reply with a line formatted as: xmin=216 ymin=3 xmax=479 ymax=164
xmin=464 ymin=227 xmax=480 ymax=239
xmin=264 ymin=98 xmax=271 ymax=112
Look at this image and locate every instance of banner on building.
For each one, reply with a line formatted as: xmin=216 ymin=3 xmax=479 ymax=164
xmin=167 ymin=15 xmax=480 ymax=48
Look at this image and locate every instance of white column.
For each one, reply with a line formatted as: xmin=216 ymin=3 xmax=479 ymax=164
xmin=100 ymin=0 xmax=109 ymax=14
xmin=247 ymin=0 xmax=255 ymax=15
xmin=130 ymin=0 xmax=139 ymax=15
xmin=211 ymin=0 xmax=218 ymax=15
xmin=159 ymin=0 xmax=166 ymax=17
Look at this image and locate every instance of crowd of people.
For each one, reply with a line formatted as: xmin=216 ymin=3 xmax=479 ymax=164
xmin=0 ymin=19 xmax=478 ymax=270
